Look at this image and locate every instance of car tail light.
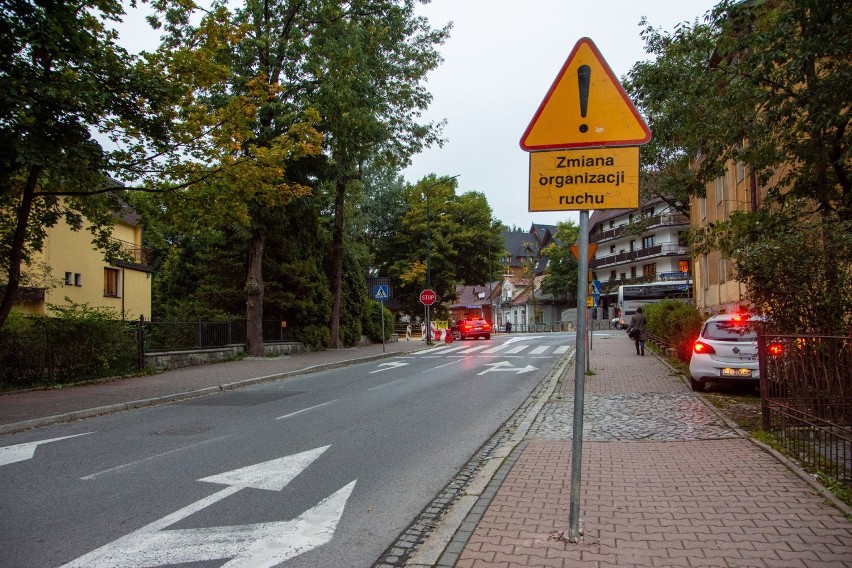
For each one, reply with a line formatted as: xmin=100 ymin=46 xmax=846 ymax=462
xmin=483 ymin=323 xmax=491 ymax=331
xmin=463 ymin=324 xmax=472 ymax=331
xmin=693 ymin=340 xmax=716 ymax=355
xmin=767 ymin=342 xmax=784 ymax=356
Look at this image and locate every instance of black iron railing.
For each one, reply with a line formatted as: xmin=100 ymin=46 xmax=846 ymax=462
xmin=759 ymin=334 xmax=852 ymax=487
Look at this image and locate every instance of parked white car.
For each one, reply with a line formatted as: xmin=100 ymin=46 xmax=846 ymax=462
xmin=689 ymin=313 xmax=761 ymax=391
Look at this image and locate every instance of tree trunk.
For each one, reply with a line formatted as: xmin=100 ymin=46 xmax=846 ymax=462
xmin=0 ymin=166 xmax=42 ymax=329
xmin=245 ymin=231 xmax=266 ymax=356
xmin=329 ymin=178 xmax=346 ymax=349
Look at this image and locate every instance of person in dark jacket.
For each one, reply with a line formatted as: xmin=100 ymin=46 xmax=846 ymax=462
xmin=629 ymin=307 xmax=648 ymax=355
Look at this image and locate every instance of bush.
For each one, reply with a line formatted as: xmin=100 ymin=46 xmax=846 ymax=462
xmin=644 ymin=300 xmax=704 ymax=362
xmin=0 ymin=301 xmax=139 ymax=389
xmin=295 ymin=325 xmax=330 ymax=349
xmin=362 ymin=300 xmax=394 ymax=342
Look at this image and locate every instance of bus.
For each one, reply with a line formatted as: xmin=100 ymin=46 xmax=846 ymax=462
xmin=616 ymin=280 xmax=693 ymax=328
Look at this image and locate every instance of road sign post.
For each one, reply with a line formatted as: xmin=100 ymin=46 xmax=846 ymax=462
xmin=520 ymin=36 xmax=651 ymax=543
xmin=374 ymin=285 xmax=390 ymax=352
xmin=420 ymin=289 xmax=436 ymax=346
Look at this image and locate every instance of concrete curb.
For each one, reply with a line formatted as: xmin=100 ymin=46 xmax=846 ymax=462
xmin=0 ymin=350 xmax=414 ymax=436
xmin=407 ymin=346 xmax=576 ymax=567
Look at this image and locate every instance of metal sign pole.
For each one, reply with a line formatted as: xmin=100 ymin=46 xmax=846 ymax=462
xmin=569 ymin=210 xmax=590 ymax=542
xmin=380 ymin=300 xmax=386 ymax=353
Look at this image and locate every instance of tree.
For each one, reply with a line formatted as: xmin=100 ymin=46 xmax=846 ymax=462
xmin=380 ymin=175 xmax=503 ymax=317
xmin=304 ymin=0 xmax=449 ymax=348
xmin=540 ymin=220 xmax=580 ymax=303
xmin=0 ymin=0 xmax=178 ymax=328
xmin=626 ymin=0 xmax=851 ymax=334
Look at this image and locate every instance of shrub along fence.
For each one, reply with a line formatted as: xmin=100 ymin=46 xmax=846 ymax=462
xmin=0 ymin=316 xmax=301 ymax=390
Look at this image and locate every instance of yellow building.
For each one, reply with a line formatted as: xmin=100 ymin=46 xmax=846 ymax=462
xmin=16 ymin=205 xmax=152 ymax=320
xmin=690 ymin=159 xmax=773 ymax=315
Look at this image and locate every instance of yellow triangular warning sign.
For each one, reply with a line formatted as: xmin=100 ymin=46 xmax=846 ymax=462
xmin=520 ymin=38 xmax=651 ymax=151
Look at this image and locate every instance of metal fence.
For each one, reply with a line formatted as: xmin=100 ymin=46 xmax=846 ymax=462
xmin=759 ymin=334 xmax=852 ymax=487
xmin=0 ymin=317 xmax=301 ymax=388
xmin=142 ymin=318 xmax=297 ymax=352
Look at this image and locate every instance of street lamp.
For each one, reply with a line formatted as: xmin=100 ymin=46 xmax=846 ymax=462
xmin=423 ymin=174 xmax=459 ymax=345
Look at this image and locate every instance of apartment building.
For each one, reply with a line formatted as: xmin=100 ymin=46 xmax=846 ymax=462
xmin=588 ymin=198 xmax=692 ymax=312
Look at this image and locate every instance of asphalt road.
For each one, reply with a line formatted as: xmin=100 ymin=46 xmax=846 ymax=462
xmin=0 ymin=333 xmax=574 ymax=568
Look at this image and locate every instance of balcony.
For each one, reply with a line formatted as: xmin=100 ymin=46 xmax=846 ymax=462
xmin=110 ymin=238 xmax=153 ymax=270
xmin=600 ymin=272 xmax=692 ymax=294
xmin=590 ymin=213 xmax=690 ymax=244
xmin=590 ymin=243 xmax=689 ymax=270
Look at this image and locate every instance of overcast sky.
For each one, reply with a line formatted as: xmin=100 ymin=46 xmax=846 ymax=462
xmin=116 ymin=0 xmax=720 ymax=230
xmin=404 ymin=0 xmax=720 ymax=230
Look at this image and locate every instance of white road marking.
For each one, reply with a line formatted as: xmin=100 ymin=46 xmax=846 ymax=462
xmin=506 ymin=345 xmax=528 ymax=354
xmin=276 ymin=400 xmax=339 ymax=420
xmin=420 ymin=345 xmax=467 ymax=355
xmin=529 ymin=346 xmax=549 ymax=355
xmin=554 ymin=345 xmax=570 ymax=354
xmin=457 ymin=345 xmax=489 ymax=354
xmin=61 ymin=446 xmax=356 ymax=568
xmin=476 ymin=361 xmax=537 ymax=376
xmin=481 ymin=343 xmax=512 ymax=354
xmin=82 ymin=435 xmax=233 ymax=480
xmin=370 ymin=361 xmax=409 ymax=374
xmin=0 ymin=433 xmax=93 ymax=468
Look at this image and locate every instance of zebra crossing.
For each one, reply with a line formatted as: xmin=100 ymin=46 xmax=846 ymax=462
xmin=416 ymin=342 xmax=570 ymax=357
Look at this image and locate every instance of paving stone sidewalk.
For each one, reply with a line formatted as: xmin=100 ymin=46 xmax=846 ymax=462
xmin=445 ymin=333 xmax=852 ymax=568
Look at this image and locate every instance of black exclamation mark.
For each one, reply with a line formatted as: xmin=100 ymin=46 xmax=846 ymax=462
xmin=578 ymin=64 xmax=591 ymax=133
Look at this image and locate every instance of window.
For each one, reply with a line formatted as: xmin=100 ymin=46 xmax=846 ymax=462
xmin=610 ymin=245 xmax=615 ymax=254
xmin=629 ymin=240 xmax=635 ymax=251
xmin=642 ymin=235 xmax=655 ymax=249
xmin=643 ymin=207 xmax=654 ymax=217
xmin=609 ymin=220 xmax=615 ymax=229
xmin=642 ymin=263 xmax=656 ymax=277
xmin=104 ymin=268 xmax=120 ymax=297
xmin=610 ymin=270 xmax=616 ymax=281
xmin=64 ymin=272 xmax=73 ymax=285
xmin=630 ymin=267 xmax=637 ymax=278
xmin=700 ymin=197 xmax=707 ymax=221
xmin=679 ymin=260 xmax=691 ymax=274
xmin=74 ymin=273 xmax=82 ymax=286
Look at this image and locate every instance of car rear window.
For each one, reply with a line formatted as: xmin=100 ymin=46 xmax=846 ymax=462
xmin=703 ymin=321 xmax=759 ymax=341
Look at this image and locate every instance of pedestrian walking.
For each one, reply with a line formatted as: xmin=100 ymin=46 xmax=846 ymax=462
xmin=405 ymin=324 xmax=412 ymax=341
xmin=628 ymin=307 xmax=648 ymax=355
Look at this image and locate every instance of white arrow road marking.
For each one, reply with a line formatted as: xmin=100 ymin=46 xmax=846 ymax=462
xmin=0 ymin=432 xmax=93 ymax=468
xmin=61 ymin=446 xmax=357 ymax=568
xmin=370 ymin=361 xmax=409 ymax=374
xmin=477 ymin=362 xmax=537 ymax=376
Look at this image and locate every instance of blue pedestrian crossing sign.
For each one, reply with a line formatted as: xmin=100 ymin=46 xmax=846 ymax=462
xmin=373 ymin=284 xmax=389 ymax=301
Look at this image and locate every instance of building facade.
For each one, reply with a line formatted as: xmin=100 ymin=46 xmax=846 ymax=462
xmin=16 ymin=206 xmax=153 ymax=320
xmin=588 ymin=198 xmax=692 ymax=312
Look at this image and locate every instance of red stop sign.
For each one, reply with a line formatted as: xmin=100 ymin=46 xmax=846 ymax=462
xmin=420 ymin=289 xmax=437 ymax=305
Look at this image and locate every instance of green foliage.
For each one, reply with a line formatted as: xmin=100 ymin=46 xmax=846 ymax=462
xmin=644 ymin=300 xmax=704 ymax=362
xmin=295 ymin=325 xmax=331 ymax=349
xmin=0 ymin=301 xmax=138 ymax=388
xmin=362 ymin=301 xmax=394 ymax=342
xmin=692 ymin=206 xmax=852 ymax=335
xmin=380 ymin=174 xmax=504 ymax=317
xmin=540 ymin=220 xmax=581 ymax=302
xmin=627 ymin=0 xmax=852 ymax=333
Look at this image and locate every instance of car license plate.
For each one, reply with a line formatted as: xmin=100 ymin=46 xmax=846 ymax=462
xmin=721 ymin=368 xmax=752 ymax=377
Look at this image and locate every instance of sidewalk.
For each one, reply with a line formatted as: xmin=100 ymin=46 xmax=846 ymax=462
xmin=0 ymin=337 xmax=426 ymax=435
xmin=438 ymin=333 xmax=852 ymax=567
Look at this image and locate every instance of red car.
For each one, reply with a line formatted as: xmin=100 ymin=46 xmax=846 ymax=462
xmin=451 ymin=318 xmax=491 ymax=340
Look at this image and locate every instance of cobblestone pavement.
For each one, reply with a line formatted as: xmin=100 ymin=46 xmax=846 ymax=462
xmin=443 ymin=336 xmax=852 ymax=568
xmin=531 ymin=393 xmax=740 ymax=442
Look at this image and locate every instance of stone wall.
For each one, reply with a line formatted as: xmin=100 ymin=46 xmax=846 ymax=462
xmin=144 ymin=342 xmax=308 ymax=371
